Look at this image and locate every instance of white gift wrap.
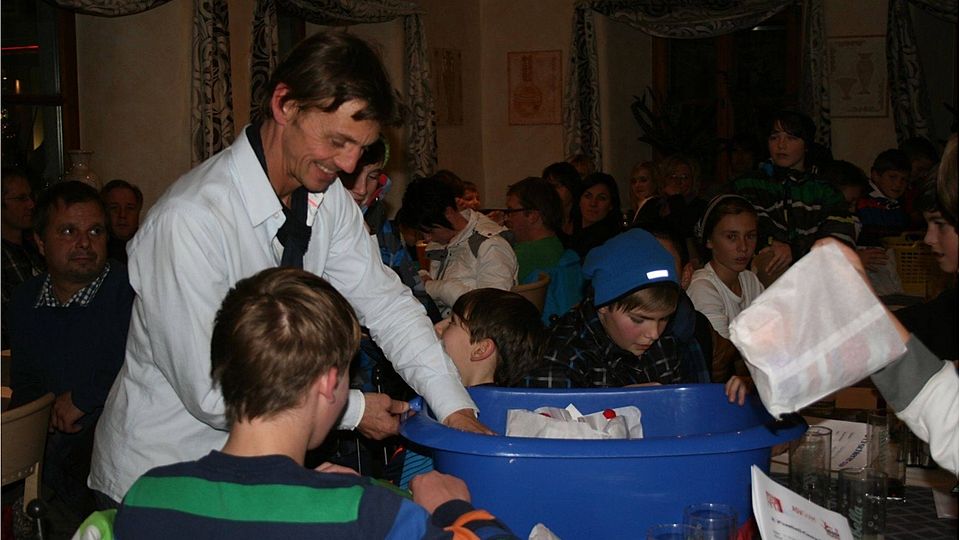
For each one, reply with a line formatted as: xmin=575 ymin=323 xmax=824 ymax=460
xmin=729 ymin=242 xmax=907 ymax=418
xmin=505 ymin=404 xmax=643 ymax=440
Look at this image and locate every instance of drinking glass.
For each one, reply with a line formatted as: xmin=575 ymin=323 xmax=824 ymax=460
xmin=867 ymin=411 xmax=906 ymax=501
xmin=837 ymin=467 xmax=887 ymax=540
xmin=789 ymin=425 xmax=832 ymax=507
xmin=682 ymin=503 xmax=737 ymax=540
xmin=646 ymin=523 xmax=700 ymax=540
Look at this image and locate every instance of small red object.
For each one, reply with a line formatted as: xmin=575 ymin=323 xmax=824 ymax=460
xmin=539 ymin=412 xmax=552 ymax=418
xmin=602 ymin=408 xmax=616 ymax=419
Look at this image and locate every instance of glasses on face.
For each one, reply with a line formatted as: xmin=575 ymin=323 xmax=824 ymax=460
xmin=669 ymin=174 xmax=690 ymax=181
xmin=4 ymin=195 xmax=31 ymax=203
xmin=502 ymin=207 xmax=529 ymax=214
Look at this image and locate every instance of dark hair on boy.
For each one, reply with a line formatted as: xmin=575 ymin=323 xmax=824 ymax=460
xmin=506 ymin=177 xmax=564 ymax=234
xmin=819 ymin=160 xmax=870 ymax=191
xmin=101 ymin=179 xmax=144 ymax=209
xmin=871 ymin=149 xmax=911 ymax=175
xmin=33 ymin=181 xmax=106 ymax=236
xmin=695 ymin=194 xmax=757 ymax=254
xmin=338 ymin=137 xmax=386 ymax=190
xmin=462 ymin=181 xmax=478 ymax=193
xmin=433 ymin=169 xmax=466 ymax=198
xmin=768 ymin=110 xmax=816 ymax=146
xmin=541 ymin=162 xmax=582 ymax=198
xmin=260 ymin=31 xmax=401 ymax=127
xmin=398 ymin=175 xmax=459 ymax=232
xmin=210 ymin=267 xmax=361 ymax=426
xmin=450 ymin=288 xmax=545 ymax=387
xmin=899 ymin=136 xmax=939 ymax=164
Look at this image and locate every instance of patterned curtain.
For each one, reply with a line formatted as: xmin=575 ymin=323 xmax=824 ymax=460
xmin=564 ymin=0 xmax=830 ymax=167
xmin=887 ymin=0 xmax=958 ymax=144
xmin=250 ymin=0 xmax=437 ymax=179
xmin=192 ymin=0 xmax=234 ymax=166
xmin=45 ymin=0 xmax=172 ymax=16
xmin=800 ymin=0 xmax=830 ymax=147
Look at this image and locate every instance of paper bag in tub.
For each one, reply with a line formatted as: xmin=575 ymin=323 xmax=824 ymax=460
xmin=729 ymin=242 xmax=906 ymax=418
xmin=506 ymin=404 xmax=643 ymax=440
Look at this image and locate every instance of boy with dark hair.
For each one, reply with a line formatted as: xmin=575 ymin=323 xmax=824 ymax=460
xmin=856 ymin=148 xmax=912 ymax=247
xmin=399 ymin=175 xmax=517 ymax=318
xmin=114 ymin=267 xmax=517 ymax=539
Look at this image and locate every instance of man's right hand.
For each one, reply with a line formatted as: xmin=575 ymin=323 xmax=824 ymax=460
xmin=410 ymin=471 xmax=471 ymax=513
xmin=442 ymin=408 xmax=495 ymax=435
xmin=51 ymin=392 xmax=84 ymax=433
xmin=356 ymin=393 xmax=409 ymax=440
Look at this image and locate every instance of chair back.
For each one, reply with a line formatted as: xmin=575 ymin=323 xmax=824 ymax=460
xmin=512 ymin=272 xmax=550 ymax=312
xmin=2 ymin=393 xmax=54 ymax=510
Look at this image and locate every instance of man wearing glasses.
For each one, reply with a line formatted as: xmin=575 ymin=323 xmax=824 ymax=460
xmin=503 ymin=177 xmax=566 ymax=283
xmin=1 ymin=168 xmax=44 ymax=348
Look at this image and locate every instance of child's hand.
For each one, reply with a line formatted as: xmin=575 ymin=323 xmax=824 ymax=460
xmin=759 ymin=240 xmax=793 ymax=274
xmin=725 ymin=376 xmax=753 ymax=406
xmin=410 ymin=471 xmax=471 ymax=513
xmin=315 ymin=462 xmax=360 ymax=476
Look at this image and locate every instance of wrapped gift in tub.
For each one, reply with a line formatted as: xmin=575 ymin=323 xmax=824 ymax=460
xmin=400 ymin=384 xmax=805 ymax=539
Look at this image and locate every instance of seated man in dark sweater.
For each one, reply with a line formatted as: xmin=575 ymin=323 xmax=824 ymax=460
xmin=9 ymin=181 xmax=134 ymax=523
xmin=114 ymin=267 xmax=517 ymax=539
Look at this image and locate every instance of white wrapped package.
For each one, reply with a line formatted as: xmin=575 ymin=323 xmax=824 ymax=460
xmin=729 ymin=242 xmax=907 ymax=418
xmin=505 ymin=403 xmax=643 ymax=440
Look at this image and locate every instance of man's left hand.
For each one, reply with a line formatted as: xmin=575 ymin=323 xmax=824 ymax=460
xmin=442 ymin=408 xmax=495 ymax=435
xmin=357 ymin=393 xmax=409 ymax=440
xmin=51 ymin=392 xmax=84 ymax=433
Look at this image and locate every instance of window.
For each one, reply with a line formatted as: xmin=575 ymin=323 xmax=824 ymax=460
xmin=652 ymin=7 xmax=801 ymax=186
xmin=2 ymin=0 xmax=78 ymax=191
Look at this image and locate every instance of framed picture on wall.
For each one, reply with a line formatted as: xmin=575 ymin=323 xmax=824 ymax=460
xmin=827 ymin=36 xmax=888 ymax=118
xmin=507 ymin=50 xmax=562 ymax=125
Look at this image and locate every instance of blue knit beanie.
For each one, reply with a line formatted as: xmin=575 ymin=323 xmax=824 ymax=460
xmin=583 ymin=229 xmax=678 ymax=307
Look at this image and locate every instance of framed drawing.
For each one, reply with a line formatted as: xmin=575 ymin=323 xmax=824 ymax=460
xmin=508 ymin=50 xmax=562 ymax=125
xmin=430 ymin=48 xmax=463 ymax=126
xmin=827 ymin=36 xmax=887 ymax=118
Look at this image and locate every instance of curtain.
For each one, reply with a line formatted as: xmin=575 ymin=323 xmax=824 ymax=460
xmin=887 ymin=0 xmax=958 ymax=144
xmin=564 ymin=0 xmax=830 ymax=169
xmin=47 ymin=0 xmax=234 ymax=164
xmin=250 ymin=0 xmax=438 ymax=179
xmin=191 ymin=0 xmax=234 ymax=166
xmin=800 ymin=0 xmax=830 ymax=147
xmin=46 ymin=0 xmax=172 ymax=17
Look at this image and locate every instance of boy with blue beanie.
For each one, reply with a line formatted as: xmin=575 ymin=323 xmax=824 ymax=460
xmin=521 ymin=229 xmax=710 ymax=389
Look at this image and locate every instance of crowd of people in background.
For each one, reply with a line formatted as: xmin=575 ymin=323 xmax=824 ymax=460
xmin=1 ymin=28 xmax=956 ymax=540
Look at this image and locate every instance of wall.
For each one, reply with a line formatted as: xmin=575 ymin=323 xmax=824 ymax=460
xmin=476 ymin=0 xmax=574 ymax=208
xmin=75 ymin=0 xmax=193 ymax=211
xmin=824 ymin=0 xmax=899 ymax=172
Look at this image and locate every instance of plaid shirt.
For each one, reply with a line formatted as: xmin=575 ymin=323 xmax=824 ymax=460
xmin=34 ymin=262 xmax=112 ymax=308
xmin=2 ymin=238 xmax=44 ymax=305
xmin=522 ymin=298 xmax=687 ymax=389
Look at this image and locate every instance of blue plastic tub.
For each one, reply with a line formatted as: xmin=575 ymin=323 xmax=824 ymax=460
xmin=400 ymin=384 xmax=805 ymax=540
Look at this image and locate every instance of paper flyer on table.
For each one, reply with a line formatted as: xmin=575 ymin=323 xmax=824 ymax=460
xmin=752 ymin=466 xmax=852 ymax=540
xmin=771 ymin=417 xmax=869 ymax=471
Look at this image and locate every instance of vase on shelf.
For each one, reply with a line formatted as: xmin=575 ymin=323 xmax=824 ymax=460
xmin=63 ymin=150 xmax=101 ymax=189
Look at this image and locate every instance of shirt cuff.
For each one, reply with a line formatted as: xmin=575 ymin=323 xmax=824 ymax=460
xmin=338 ymin=389 xmax=365 ymax=431
xmin=421 ymin=374 xmax=478 ymax=423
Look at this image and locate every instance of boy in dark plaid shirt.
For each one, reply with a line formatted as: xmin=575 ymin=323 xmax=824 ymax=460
xmin=522 ymin=229 xmax=710 ymax=389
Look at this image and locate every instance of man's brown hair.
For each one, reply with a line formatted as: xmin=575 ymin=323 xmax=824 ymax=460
xmin=211 ymin=267 xmax=361 ymax=426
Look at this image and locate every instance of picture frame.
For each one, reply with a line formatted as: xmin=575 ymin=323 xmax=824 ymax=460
xmin=507 ymin=50 xmax=562 ymax=125
xmin=827 ymin=36 xmax=888 ymax=118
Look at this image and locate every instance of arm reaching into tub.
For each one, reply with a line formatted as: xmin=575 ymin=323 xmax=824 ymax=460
xmin=411 ymin=471 xmax=521 ymax=539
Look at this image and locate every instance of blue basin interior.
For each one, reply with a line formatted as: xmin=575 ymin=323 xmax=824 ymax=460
xmin=400 ymin=384 xmax=805 ymax=540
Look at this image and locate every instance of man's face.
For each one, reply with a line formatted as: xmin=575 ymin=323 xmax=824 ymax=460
xmin=104 ymin=187 xmax=141 ymax=241
xmin=872 ymin=170 xmax=909 ymax=200
xmin=597 ymin=304 xmax=674 ymax=356
xmin=36 ymin=201 xmax=108 ymax=288
xmin=2 ymin=176 xmax=35 ymax=232
xmin=280 ymin=98 xmax=380 ymax=194
xmin=503 ymin=194 xmax=533 ymax=241
xmin=768 ymin=123 xmax=806 ymax=171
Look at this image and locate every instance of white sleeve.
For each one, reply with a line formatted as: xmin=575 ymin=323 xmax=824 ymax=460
xmin=897 ymin=364 xmax=959 ymax=475
xmin=425 ymin=236 xmax=518 ymax=307
xmin=317 ymin=193 xmax=475 ymax=422
xmin=687 ymin=278 xmax=730 ymax=339
xmin=129 ymin=204 xmax=230 ymax=428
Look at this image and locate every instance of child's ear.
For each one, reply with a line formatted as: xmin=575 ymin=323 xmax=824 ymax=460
xmin=470 ymin=338 xmax=496 ymax=362
xmin=314 ymin=367 xmax=340 ymax=402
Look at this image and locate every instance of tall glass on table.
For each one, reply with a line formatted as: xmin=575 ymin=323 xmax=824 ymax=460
xmin=867 ymin=411 xmax=906 ymax=501
xmin=789 ymin=425 xmax=832 ymax=507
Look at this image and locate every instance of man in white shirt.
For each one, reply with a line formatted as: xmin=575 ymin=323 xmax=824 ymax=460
xmin=90 ymin=31 xmax=489 ymax=507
